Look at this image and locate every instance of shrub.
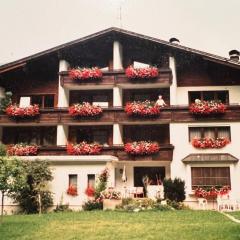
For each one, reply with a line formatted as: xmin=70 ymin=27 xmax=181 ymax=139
xmin=166 ymin=200 xmax=189 ymax=210
xmin=0 ymin=91 xmax=12 ymax=112
xmin=0 ymin=143 xmax=6 ymax=156
xmin=82 ymin=200 xmax=103 ymax=211
xmin=163 ymin=178 xmax=186 ymax=202
xmin=152 ymin=202 xmax=173 ymax=211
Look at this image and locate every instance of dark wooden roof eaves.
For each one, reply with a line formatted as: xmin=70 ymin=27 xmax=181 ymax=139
xmin=1 ymin=27 xmax=240 ymax=73
xmin=182 ymin=153 xmax=238 ymax=163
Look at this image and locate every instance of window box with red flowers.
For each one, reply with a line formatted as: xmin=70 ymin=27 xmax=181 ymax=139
xmin=67 ymin=184 xmax=78 ymax=196
xmin=189 ymin=100 xmax=226 ymax=115
xmin=125 ymin=66 xmax=159 ymax=79
xmin=85 ymin=186 xmax=95 ymax=198
xmin=125 ymin=101 xmax=160 ymax=117
xmin=66 ymin=142 xmax=102 ymax=155
xmin=69 ymin=67 xmax=102 ymax=80
xmin=194 ymin=186 xmax=230 ymax=199
xmin=7 ymin=143 xmax=38 ymax=156
xmin=68 ymin=102 xmax=103 ymax=117
xmin=5 ymin=104 xmax=40 ymax=118
xmin=124 ymin=141 xmax=160 ymax=155
xmin=192 ymin=137 xmax=230 ymax=149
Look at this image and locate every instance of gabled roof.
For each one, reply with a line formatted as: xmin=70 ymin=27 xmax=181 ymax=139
xmin=182 ymin=153 xmax=238 ymax=164
xmin=1 ymin=27 xmax=240 ymax=73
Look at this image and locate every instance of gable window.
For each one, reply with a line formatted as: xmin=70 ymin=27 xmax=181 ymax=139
xmin=19 ymin=94 xmax=55 ymax=108
xmin=189 ymin=127 xmax=231 ymax=141
xmin=188 ymin=91 xmax=229 ymax=104
xmin=191 ymin=167 xmax=231 ymax=189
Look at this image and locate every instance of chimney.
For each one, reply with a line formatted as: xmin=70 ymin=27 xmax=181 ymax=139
xmin=229 ymin=50 xmax=239 ymax=61
xmin=169 ymin=37 xmax=180 ymax=44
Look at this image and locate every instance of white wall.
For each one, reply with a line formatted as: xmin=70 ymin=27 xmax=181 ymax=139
xmin=170 ymin=122 xmax=240 ymax=199
xmin=176 ymin=86 xmax=240 ymax=105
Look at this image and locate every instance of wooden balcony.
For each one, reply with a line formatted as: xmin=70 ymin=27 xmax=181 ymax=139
xmin=1 ymin=105 xmax=240 ymax=126
xmin=59 ymin=68 xmax=172 ymax=89
xmin=38 ymin=144 xmax=174 ymax=161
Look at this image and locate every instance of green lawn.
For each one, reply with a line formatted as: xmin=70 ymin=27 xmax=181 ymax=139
xmin=0 ymin=210 xmax=239 ymax=240
xmin=229 ymin=211 xmax=240 ymax=220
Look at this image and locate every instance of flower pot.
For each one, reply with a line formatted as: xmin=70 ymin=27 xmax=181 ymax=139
xmin=103 ymin=199 xmax=122 ymax=210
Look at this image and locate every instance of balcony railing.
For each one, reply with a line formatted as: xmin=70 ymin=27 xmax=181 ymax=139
xmin=37 ymin=144 xmax=174 ymax=161
xmin=0 ymin=105 xmax=240 ymax=125
xmin=59 ymin=68 xmax=172 ymax=89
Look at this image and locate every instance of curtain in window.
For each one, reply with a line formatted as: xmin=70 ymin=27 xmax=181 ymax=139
xmin=69 ymin=175 xmax=77 ymax=187
xmin=189 ymin=128 xmax=201 ymax=140
xmin=204 ymin=128 xmax=215 ymax=139
xmin=218 ymin=127 xmax=230 ymax=139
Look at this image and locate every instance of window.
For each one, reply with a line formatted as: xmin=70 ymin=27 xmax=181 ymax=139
xmin=69 ymin=174 xmax=77 ymax=188
xmin=191 ymin=167 xmax=231 ymax=189
xmin=87 ymin=174 xmax=95 ymax=188
xmin=188 ymin=91 xmax=229 ymax=104
xmin=2 ymin=127 xmax=57 ymax=146
xmin=189 ymin=127 xmax=231 ymax=141
xmin=19 ymin=95 xmax=55 ymax=108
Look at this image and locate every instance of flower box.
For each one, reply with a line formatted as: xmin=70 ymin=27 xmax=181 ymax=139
xmin=85 ymin=186 xmax=95 ymax=197
xmin=125 ymin=66 xmax=158 ymax=79
xmin=194 ymin=186 xmax=230 ymax=199
xmin=5 ymin=104 xmax=40 ymax=118
xmin=103 ymin=199 xmax=122 ymax=210
xmin=124 ymin=141 xmax=160 ymax=155
xmin=7 ymin=143 xmax=38 ymax=156
xmin=189 ymin=100 xmax=226 ymax=115
xmin=66 ymin=142 xmax=102 ymax=155
xmin=125 ymin=101 xmax=160 ymax=117
xmin=67 ymin=185 xmax=78 ymax=196
xmin=192 ymin=137 xmax=229 ymax=149
xmin=69 ymin=67 xmax=102 ymax=80
xmin=68 ymin=102 xmax=103 ymax=117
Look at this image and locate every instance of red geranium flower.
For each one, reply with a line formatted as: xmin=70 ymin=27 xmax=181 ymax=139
xmin=125 ymin=101 xmax=160 ymax=117
xmin=124 ymin=141 xmax=160 ymax=155
xmin=7 ymin=143 xmax=38 ymax=156
xmin=192 ymin=137 xmax=230 ymax=149
xmin=85 ymin=186 xmax=95 ymax=197
xmin=68 ymin=102 xmax=103 ymax=117
xmin=125 ymin=66 xmax=158 ymax=79
xmin=67 ymin=184 xmax=78 ymax=196
xmin=189 ymin=100 xmax=226 ymax=115
xmin=69 ymin=67 xmax=102 ymax=80
xmin=66 ymin=142 xmax=102 ymax=155
xmin=195 ymin=186 xmax=230 ymax=199
xmin=6 ymin=104 xmax=40 ymax=118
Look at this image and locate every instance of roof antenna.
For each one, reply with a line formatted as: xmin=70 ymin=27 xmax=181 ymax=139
xmin=118 ymin=0 xmax=125 ymax=28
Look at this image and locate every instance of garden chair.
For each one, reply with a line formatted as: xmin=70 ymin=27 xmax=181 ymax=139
xmin=198 ymin=198 xmax=207 ymax=210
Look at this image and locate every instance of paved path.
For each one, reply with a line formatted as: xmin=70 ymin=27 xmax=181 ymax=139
xmin=219 ymin=211 xmax=240 ymax=223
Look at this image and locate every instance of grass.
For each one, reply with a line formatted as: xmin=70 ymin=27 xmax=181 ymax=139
xmin=0 ymin=210 xmax=240 ymax=240
xmin=228 ymin=211 xmax=240 ymax=220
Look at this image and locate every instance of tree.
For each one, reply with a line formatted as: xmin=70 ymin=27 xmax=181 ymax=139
xmin=0 ymin=157 xmax=26 ymax=223
xmin=0 ymin=91 xmax=12 ymax=112
xmin=12 ymin=160 xmax=53 ymax=214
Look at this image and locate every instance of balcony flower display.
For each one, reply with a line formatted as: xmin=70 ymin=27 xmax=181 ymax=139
xmin=7 ymin=143 xmax=38 ymax=156
xmin=125 ymin=101 xmax=160 ymax=117
xmin=195 ymin=186 xmax=230 ymax=199
xmin=69 ymin=67 xmax=102 ymax=80
xmin=68 ymin=102 xmax=103 ymax=117
xmin=189 ymin=100 xmax=226 ymax=115
xmin=124 ymin=141 xmax=160 ymax=155
xmin=192 ymin=137 xmax=230 ymax=149
xmin=67 ymin=184 xmax=78 ymax=196
xmin=125 ymin=66 xmax=158 ymax=79
xmin=5 ymin=104 xmax=40 ymax=118
xmin=100 ymin=188 xmax=121 ymax=200
xmin=85 ymin=186 xmax=95 ymax=197
xmin=66 ymin=142 xmax=102 ymax=155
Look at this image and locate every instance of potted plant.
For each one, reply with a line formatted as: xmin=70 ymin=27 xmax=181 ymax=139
xmin=67 ymin=184 xmax=78 ymax=197
xmin=5 ymin=104 xmax=40 ymax=118
xmin=7 ymin=143 xmax=38 ymax=156
xmin=124 ymin=141 xmax=160 ymax=155
xmin=68 ymin=102 xmax=103 ymax=117
xmin=101 ymin=188 xmax=122 ymax=210
xmin=66 ymin=142 xmax=102 ymax=155
xmin=192 ymin=137 xmax=230 ymax=149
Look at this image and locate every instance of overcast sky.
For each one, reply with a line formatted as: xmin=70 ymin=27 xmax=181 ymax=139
xmin=0 ymin=0 xmax=239 ymax=64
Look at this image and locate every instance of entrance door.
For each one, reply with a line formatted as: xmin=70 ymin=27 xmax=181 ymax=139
xmin=134 ymin=167 xmax=165 ymax=187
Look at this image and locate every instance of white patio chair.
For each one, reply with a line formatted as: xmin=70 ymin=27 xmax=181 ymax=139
xmin=127 ymin=187 xmax=137 ymax=198
xmin=198 ymin=198 xmax=207 ymax=210
xmin=135 ymin=187 xmax=144 ymax=198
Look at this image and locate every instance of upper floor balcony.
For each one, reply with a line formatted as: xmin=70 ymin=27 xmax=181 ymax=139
xmin=0 ymin=105 xmax=240 ymax=126
xmin=59 ymin=68 xmax=172 ymax=90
